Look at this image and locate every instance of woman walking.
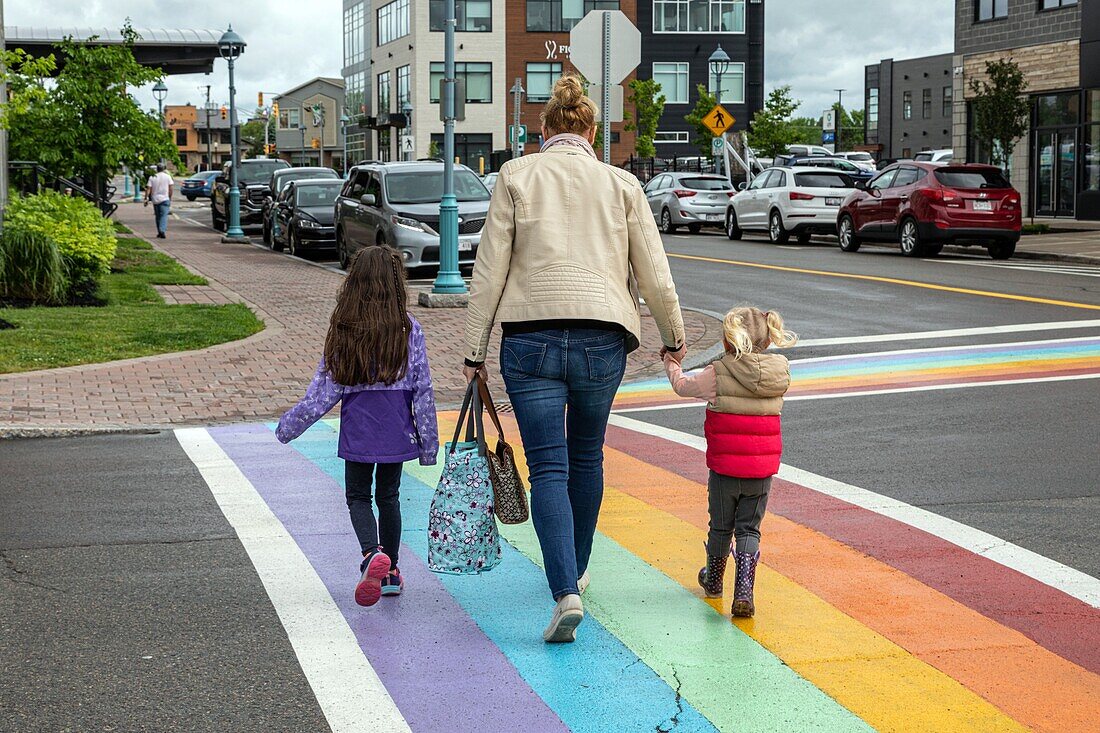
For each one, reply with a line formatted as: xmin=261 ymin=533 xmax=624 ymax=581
xmin=463 ymin=75 xmax=685 ymax=642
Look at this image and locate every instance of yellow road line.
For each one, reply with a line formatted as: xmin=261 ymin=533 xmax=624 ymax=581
xmin=667 ymin=252 xmax=1100 ymax=311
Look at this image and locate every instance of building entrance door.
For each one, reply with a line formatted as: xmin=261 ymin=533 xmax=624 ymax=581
xmin=1035 ymin=128 xmax=1077 ymax=217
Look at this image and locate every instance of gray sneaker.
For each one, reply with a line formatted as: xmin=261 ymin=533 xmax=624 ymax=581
xmin=543 ymin=594 xmax=584 ymax=643
xmin=577 ymin=571 xmax=590 ymax=596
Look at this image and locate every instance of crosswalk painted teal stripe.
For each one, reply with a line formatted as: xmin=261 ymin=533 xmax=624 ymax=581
xmin=286 ymin=421 xmax=719 ymax=733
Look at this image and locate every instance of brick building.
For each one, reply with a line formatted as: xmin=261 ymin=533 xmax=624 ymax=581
xmin=165 ymin=104 xmax=233 ymax=172
xmin=953 ymin=0 xmax=1100 ymax=220
xmin=864 ymin=54 xmax=954 ymax=161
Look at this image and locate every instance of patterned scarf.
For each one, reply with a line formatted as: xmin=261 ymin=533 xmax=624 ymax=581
xmin=540 ymin=133 xmax=598 ymax=159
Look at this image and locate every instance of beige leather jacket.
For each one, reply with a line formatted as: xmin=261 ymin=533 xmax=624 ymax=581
xmin=463 ymin=146 xmax=685 ymax=363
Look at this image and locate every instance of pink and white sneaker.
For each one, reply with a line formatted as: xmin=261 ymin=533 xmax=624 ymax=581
xmin=354 ymin=550 xmax=392 ymax=607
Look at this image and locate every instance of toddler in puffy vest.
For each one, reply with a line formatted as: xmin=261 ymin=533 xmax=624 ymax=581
xmin=662 ymin=306 xmax=797 ymax=618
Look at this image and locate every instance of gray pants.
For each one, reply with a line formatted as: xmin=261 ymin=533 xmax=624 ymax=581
xmin=707 ymin=471 xmax=772 ymax=556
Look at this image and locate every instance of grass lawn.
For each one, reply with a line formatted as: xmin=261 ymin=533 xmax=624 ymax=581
xmin=0 ymin=237 xmax=263 ymax=373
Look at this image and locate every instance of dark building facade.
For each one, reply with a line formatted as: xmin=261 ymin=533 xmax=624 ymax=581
xmin=864 ymin=54 xmax=954 ymax=161
xmin=954 ymin=0 xmax=1099 ymax=220
xmin=636 ymin=0 xmax=765 ymax=158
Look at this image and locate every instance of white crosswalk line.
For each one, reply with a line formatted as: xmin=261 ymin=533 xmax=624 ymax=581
xmin=937 ymin=259 xmax=1100 ymax=278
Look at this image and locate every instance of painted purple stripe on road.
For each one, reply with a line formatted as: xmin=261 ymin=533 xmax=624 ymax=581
xmin=209 ymin=423 xmax=567 ymax=733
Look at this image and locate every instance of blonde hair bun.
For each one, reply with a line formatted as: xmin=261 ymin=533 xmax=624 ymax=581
xmin=551 ymin=74 xmax=586 ymax=108
xmin=540 ymin=74 xmax=599 ymax=137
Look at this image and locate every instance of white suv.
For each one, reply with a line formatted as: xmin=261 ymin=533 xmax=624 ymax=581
xmin=725 ymin=167 xmax=858 ymax=244
xmin=914 ymin=149 xmax=954 ymax=163
xmin=836 ymin=151 xmax=877 ymax=171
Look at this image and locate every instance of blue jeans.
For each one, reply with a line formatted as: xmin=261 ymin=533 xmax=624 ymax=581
xmin=153 ymin=200 xmax=170 ymax=234
xmin=501 ymin=329 xmax=627 ymax=600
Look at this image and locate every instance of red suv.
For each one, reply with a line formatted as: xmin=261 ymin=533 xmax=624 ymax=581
xmin=837 ymin=162 xmax=1021 ymax=259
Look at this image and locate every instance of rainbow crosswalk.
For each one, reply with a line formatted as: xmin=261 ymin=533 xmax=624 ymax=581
xmin=181 ymin=394 xmax=1100 ymax=732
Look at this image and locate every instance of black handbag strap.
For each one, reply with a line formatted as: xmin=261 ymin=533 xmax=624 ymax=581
xmin=449 ymin=379 xmax=487 ymax=456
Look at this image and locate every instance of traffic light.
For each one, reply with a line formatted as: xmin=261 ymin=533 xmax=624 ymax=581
xmin=311 ymin=138 xmax=320 ymax=149
xmin=220 ymin=106 xmax=227 ymax=120
xmin=257 ymin=92 xmax=264 ymax=107
xmin=272 ymin=101 xmax=279 ymax=119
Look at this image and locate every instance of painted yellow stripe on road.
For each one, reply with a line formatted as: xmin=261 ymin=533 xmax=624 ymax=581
xmin=667 ymin=252 xmax=1100 ymax=311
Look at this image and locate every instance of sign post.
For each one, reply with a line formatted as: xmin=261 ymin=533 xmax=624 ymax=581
xmin=822 ymin=108 xmax=837 ymax=153
xmin=569 ymin=10 xmax=640 ymax=164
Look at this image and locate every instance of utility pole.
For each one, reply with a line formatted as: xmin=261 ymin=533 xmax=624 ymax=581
xmin=431 ymin=0 xmax=465 ymax=295
xmin=204 ymin=85 xmax=213 ymax=170
xmin=834 ymin=88 xmax=846 ymax=153
xmin=1 ymin=0 xmax=8 ymax=234
xmin=510 ymin=78 xmax=524 ymax=160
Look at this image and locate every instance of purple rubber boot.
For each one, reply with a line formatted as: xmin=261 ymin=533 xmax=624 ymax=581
xmin=697 ymin=550 xmax=729 ymax=598
xmin=732 ymin=551 xmax=760 ymax=618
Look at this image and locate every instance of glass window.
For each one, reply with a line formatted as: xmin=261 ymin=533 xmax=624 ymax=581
xmin=430 ymin=63 xmax=492 ymax=104
xmin=922 ymin=89 xmax=932 ymax=119
xmin=377 ymin=0 xmax=410 ymax=46
xmin=870 ymin=169 xmax=897 ymax=190
xmin=345 ymin=171 xmax=368 ymax=199
xmin=680 ymin=177 xmax=732 ymax=190
xmin=343 ymin=3 xmax=365 ymax=66
xmin=279 ymin=107 xmax=301 ymax=129
xmin=653 ymin=62 xmax=689 ymax=104
xmin=654 ymin=130 xmax=690 ymax=143
xmin=377 ymin=71 xmax=391 ymax=114
xmin=397 ymin=65 xmax=410 ymax=108
xmin=867 ymin=87 xmax=879 ymax=131
xmin=977 ymin=0 xmax=1007 ymax=20
xmin=385 ymin=168 xmax=491 ymax=203
xmin=654 ymin=0 xmax=745 ymax=33
xmin=526 ymin=62 xmax=563 ymax=103
xmin=346 ymin=72 xmax=367 ymax=116
xmin=749 ymin=170 xmax=772 ymax=189
xmin=175 ymin=128 xmax=187 ymax=146
xmin=296 ymin=183 xmax=343 ymax=207
xmin=430 ymin=0 xmax=493 ymax=31
xmin=903 ymin=91 xmax=912 ymax=120
xmin=942 ymin=85 xmax=953 ymax=117
xmin=527 ymin=0 xmax=620 ymax=32
xmin=892 ymin=167 xmax=920 ymax=187
xmin=794 ymin=172 xmax=853 ymax=188
xmin=708 ymin=62 xmax=745 ymax=104
xmin=1084 ymin=124 xmax=1099 ymax=193
xmin=768 ymin=171 xmax=787 ymax=188
xmin=1041 ymin=0 xmax=1077 ymax=9
xmin=1087 ymin=90 xmax=1100 ymax=123
xmin=1036 ymin=92 xmax=1080 ymax=126
xmin=934 ymin=168 xmax=1012 ymax=188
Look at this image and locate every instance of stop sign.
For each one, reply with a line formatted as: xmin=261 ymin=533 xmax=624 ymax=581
xmin=568 ymin=10 xmax=641 ymax=85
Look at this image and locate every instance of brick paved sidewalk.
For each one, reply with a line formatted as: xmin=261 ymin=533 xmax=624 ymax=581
xmin=0 ymin=202 xmax=722 ymax=433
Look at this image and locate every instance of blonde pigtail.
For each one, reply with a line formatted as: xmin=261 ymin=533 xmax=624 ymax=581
xmin=765 ymin=311 xmax=799 ymax=348
xmin=722 ymin=311 xmax=754 ymax=360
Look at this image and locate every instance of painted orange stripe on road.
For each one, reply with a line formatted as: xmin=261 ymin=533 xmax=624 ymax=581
xmin=599 ymin=446 xmax=1100 ymax=732
xmin=667 ymin=252 xmax=1100 ymax=311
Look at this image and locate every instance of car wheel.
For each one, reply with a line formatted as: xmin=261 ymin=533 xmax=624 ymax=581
xmin=838 ymin=215 xmax=861 ymax=252
xmin=688 ymin=223 xmax=702 ymax=234
xmin=987 ymin=241 xmax=1016 ymax=260
xmin=337 ymin=230 xmax=351 ymax=270
xmin=899 ymin=218 xmax=926 ymax=257
xmin=768 ymin=210 xmax=790 ymax=244
xmin=726 ymin=209 xmax=743 ymax=240
xmin=661 ymin=209 xmax=678 ymax=234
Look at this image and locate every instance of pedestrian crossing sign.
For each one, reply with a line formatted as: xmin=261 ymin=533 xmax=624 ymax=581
xmin=703 ymin=104 xmax=735 ymax=136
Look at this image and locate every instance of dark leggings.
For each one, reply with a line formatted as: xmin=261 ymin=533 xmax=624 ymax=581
xmin=706 ymin=471 xmax=772 ymax=556
xmin=345 ymin=461 xmax=403 ymax=567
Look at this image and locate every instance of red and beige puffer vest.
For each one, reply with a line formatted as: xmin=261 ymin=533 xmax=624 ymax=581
xmin=703 ymin=351 xmax=791 ymax=479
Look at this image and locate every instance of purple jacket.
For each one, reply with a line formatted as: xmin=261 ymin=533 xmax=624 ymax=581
xmin=275 ymin=316 xmax=439 ymax=465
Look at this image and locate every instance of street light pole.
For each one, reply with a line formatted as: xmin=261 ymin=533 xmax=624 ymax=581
xmin=834 ymin=88 xmax=846 ymax=153
xmin=709 ymin=45 xmax=731 ymax=175
xmin=341 ymin=112 xmax=350 ymax=173
xmin=0 ymin=0 xmax=8 ymax=234
xmin=204 ymin=85 xmax=213 ymax=170
xmin=153 ymin=80 xmax=168 ymax=166
xmin=219 ymin=25 xmax=248 ymax=243
xmin=432 ymin=0 xmax=465 ymax=294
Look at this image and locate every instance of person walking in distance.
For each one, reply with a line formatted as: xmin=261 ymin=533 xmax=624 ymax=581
xmin=145 ymin=164 xmax=173 ymax=239
xmin=463 ymin=75 xmax=686 ymax=642
xmin=276 ymin=247 xmax=439 ymax=607
xmin=662 ymin=307 xmax=798 ymax=618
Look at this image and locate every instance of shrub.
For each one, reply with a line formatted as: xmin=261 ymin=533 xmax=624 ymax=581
xmin=0 ymin=225 xmax=68 ymax=304
xmin=5 ymin=191 xmax=116 ymax=294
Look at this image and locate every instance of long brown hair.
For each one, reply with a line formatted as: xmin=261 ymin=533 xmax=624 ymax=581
xmin=323 ymin=246 xmax=410 ymax=386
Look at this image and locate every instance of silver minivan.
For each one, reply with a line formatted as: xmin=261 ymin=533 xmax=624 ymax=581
xmin=334 ymin=161 xmax=491 ymax=270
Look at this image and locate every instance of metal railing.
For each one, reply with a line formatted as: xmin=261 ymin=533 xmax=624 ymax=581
xmin=9 ymin=161 xmax=118 ymax=218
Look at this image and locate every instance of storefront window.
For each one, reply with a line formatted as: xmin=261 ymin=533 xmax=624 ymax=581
xmin=1085 ymin=124 xmax=1100 ymax=193
xmin=1036 ymin=92 xmax=1079 ymax=127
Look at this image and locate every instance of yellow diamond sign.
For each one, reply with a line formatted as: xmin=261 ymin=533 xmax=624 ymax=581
xmin=703 ymin=104 xmax=735 ymax=136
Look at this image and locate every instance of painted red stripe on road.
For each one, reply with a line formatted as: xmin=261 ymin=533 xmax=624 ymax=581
xmin=603 ymin=424 xmax=1100 ymax=675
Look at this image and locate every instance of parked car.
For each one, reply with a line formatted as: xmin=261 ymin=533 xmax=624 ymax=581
xmin=790 ymin=157 xmax=876 ymax=184
xmin=876 ymin=157 xmax=913 ymax=171
xmin=262 ymin=166 xmax=340 ymax=248
xmin=836 ymin=162 xmax=1021 ymax=259
xmin=270 ymin=179 xmax=344 ymax=256
xmin=787 ymin=144 xmax=832 ymax=158
xmin=334 ymin=161 xmax=491 ymax=270
xmin=726 ymin=167 xmax=856 ymax=244
xmin=181 ymin=170 xmax=219 ymax=201
xmin=644 ymin=172 xmax=734 ymax=233
xmin=913 ymin=149 xmax=954 ymax=164
xmin=835 ymin=151 xmax=877 ymax=171
xmin=211 ymin=158 xmax=290 ymax=231
xmin=482 ymin=172 xmax=499 ymax=192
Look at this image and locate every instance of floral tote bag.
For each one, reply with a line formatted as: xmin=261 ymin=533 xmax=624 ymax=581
xmin=427 ymin=381 xmax=502 ymax=574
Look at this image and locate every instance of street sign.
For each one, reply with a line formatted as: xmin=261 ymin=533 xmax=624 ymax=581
xmin=509 ymin=124 xmax=528 ymax=146
xmin=401 ymin=135 xmax=415 ymax=156
xmin=712 ymin=137 xmax=725 ymax=154
xmin=586 ymin=85 xmax=624 ymax=123
xmin=569 ymin=10 xmax=641 ymax=85
xmin=823 ymin=108 xmax=837 ymax=132
xmin=822 ymin=130 xmax=836 ymax=144
xmin=702 ymin=104 xmax=734 ymax=136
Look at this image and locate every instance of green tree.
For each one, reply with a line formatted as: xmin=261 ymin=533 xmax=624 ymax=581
xmin=624 ymin=78 xmax=665 ymax=159
xmin=240 ymin=109 xmax=272 ymax=158
xmin=789 ymin=116 xmax=821 ymax=145
xmin=969 ymin=58 xmax=1029 ymax=169
xmin=0 ymin=23 xmax=179 ymax=199
xmin=747 ymin=85 xmax=802 ymax=158
xmin=683 ymin=84 xmax=720 ymax=157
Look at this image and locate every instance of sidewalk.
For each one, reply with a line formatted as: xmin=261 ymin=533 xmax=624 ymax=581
xmin=1009 ymin=227 xmax=1100 ymax=264
xmin=0 ymin=202 xmax=723 ymax=435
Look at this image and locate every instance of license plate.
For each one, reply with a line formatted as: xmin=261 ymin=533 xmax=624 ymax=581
xmin=973 ymin=200 xmax=993 ymax=211
xmin=706 ymin=214 xmax=723 ymax=222
xmin=458 ymin=240 xmax=473 ymax=252
xmin=826 ymin=197 xmax=842 ymax=206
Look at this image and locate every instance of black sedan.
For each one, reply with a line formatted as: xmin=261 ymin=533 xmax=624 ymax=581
xmin=272 ymin=180 xmax=343 ymax=256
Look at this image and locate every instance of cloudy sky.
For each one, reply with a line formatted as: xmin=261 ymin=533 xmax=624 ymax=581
xmin=11 ymin=0 xmax=955 ymax=121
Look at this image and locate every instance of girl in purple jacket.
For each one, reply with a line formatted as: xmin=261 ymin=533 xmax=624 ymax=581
xmin=276 ymin=247 xmax=438 ymax=607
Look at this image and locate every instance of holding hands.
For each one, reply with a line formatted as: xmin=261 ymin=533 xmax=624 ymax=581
xmin=661 ymin=345 xmax=687 ymax=364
